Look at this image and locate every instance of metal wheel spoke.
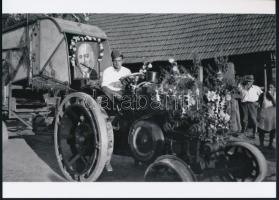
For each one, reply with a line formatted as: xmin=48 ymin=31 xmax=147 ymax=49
xmin=80 ymin=155 xmax=89 ymax=166
xmin=244 ymin=149 xmax=252 ymax=158
xmin=227 ymin=147 xmax=235 ymax=155
xmin=250 ymin=169 xmax=257 ymax=177
xmin=252 ymin=160 xmax=257 ymax=168
xmin=68 ymin=153 xmax=81 ymax=166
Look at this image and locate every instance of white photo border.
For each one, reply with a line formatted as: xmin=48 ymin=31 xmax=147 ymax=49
xmin=2 ymin=0 xmax=276 ymax=198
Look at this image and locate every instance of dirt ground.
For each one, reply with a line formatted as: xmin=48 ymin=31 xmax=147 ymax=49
xmin=2 ymin=119 xmax=276 ymax=182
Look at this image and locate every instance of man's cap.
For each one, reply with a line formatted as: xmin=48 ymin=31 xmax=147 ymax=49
xmin=245 ymin=75 xmax=254 ymax=82
xmin=111 ymin=50 xmax=123 ymax=60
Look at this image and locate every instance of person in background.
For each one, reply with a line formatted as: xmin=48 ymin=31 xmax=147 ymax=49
xmin=238 ymin=75 xmax=262 ymax=139
xmin=257 ymin=82 xmax=276 ymax=149
xmin=101 ymin=50 xmax=131 ymax=100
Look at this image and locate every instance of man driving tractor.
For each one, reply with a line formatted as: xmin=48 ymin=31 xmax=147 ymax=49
xmin=101 ymin=50 xmax=131 ymax=100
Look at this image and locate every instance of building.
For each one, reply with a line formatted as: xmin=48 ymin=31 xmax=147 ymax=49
xmin=88 ymin=14 xmax=276 ymax=86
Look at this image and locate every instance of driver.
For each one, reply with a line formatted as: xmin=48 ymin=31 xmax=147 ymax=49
xmin=101 ymin=50 xmax=131 ymax=100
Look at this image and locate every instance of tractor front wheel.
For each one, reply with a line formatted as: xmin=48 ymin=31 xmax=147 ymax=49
xmin=218 ymin=141 xmax=267 ymax=182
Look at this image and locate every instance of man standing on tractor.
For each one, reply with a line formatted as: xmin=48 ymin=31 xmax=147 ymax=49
xmin=101 ymin=50 xmax=131 ymax=100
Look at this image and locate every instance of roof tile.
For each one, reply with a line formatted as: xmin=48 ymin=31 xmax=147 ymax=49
xmin=89 ymin=14 xmax=275 ymax=63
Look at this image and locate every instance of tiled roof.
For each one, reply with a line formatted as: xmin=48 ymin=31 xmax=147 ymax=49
xmin=88 ymin=14 xmax=275 ymax=63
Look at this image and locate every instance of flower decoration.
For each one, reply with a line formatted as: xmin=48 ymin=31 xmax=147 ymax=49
xmin=156 ymin=63 xmax=201 ymax=126
xmin=203 ymin=87 xmax=231 ymax=139
xmin=139 ymin=61 xmax=153 ymax=74
xmin=168 ymin=58 xmax=176 ymax=64
xmin=131 ymin=56 xmax=234 ymax=145
xmin=206 ymin=91 xmax=218 ymax=102
xmin=98 ymin=42 xmax=104 ymax=61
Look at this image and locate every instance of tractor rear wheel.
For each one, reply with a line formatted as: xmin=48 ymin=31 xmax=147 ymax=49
xmin=54 ymin=92 xmax=113 ymax=181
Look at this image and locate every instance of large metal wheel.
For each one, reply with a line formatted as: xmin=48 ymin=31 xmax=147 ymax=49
xmin=54 ymin=92 xmax=113 ymax=181
xmin=218 ymin=141 xmax=267 ymax=182
xmin=128 ymin=120 xmax=165 ymax=163
xmin=144 ymin=155 xmax=196 ymax=182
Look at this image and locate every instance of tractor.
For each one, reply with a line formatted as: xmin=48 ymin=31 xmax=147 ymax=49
xmin=2 ymin=16 xmax=268 ymax=182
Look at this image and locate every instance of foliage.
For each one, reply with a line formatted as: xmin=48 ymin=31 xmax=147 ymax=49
xmin=2 ymin=14 xmax=89 ymax=30
xmin=154 ymin=60 xmax=203 ymax=137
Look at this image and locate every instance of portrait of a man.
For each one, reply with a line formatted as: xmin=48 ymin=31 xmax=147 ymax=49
xmin=75 ymin=42 xmax=95 ymax=79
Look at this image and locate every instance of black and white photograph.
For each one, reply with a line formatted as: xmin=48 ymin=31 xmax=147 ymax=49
xmin=2 ymin=0 xmax=276 ymax=198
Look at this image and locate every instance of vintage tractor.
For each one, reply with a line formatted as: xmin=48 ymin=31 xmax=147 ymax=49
xmin=118 ymin=65 xmax=268 ymax=182
xmin=2 ymin=16 xmax=268 ymax=182
xmin=2 ymin=17 xmax=114 ymax=181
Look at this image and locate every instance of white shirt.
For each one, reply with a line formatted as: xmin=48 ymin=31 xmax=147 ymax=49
xmin=101 ymin=66 xmax=131 ymax=91
xmin=262 ymin=91 xmax=276 ymax=108
xmin=238 ymin=84 xmax=263 ymax=102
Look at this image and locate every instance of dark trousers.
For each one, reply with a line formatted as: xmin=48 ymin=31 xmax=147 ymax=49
xmin=259 ymin=128 xmax=276 ymax=146
xmin=240 ymin=102 xmax=258 ymax=133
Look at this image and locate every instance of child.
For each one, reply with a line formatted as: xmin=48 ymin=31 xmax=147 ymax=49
xmin=257 ymin=82 xmax=276 ymax=149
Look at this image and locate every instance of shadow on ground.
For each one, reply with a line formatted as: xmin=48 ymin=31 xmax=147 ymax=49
xmin=23 ymin=134 xmax=65 ymax=181
xmin=4 ymin=119 xmax=276 ymax=182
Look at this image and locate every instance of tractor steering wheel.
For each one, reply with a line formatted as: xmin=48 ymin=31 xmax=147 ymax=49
xmin=120 ymin=72 xmax=144 ymax=86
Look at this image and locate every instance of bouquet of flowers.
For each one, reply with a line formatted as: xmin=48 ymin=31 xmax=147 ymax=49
xmin=150 ymin=59 xmax=203 ymax=135
xmin=161 ymin=58 xmax=233 ymax=142
xmin=136 ymin=57 xmax=233 ymax=144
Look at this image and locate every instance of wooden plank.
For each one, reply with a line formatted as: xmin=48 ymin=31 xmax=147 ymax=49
xmin=10 ymin=111 xmax=33 ymax=130
xmin=14 ymin=108 xmax=50 ymax=113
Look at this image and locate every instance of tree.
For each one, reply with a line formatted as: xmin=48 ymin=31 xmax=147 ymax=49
xmin=2 ymin=13 xmax=89 ymax=30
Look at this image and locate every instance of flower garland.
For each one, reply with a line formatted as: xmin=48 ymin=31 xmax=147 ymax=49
xmin=69 ymin=35 xmax=104 ymax=68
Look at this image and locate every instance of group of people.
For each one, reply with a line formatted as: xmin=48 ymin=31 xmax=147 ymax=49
xmin=236 ymin=74 xmax=276 ymax=148
xmin=88 ymin=49 xmax=276 ymax=149
xmin=220 ymin=64 xmax=276 ymax=149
